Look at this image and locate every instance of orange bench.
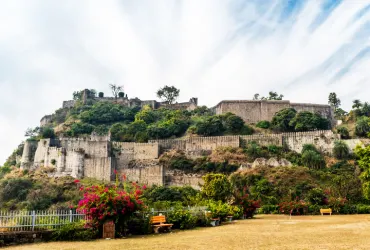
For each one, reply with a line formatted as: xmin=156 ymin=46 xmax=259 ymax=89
xmin=151 ymin=215 xmax=173 ymax=233
xmin=320 ymin=208 xmax=332 ymax=215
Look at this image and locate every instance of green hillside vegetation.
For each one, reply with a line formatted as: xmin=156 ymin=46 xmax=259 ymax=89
xmin=2 ymin=89 xmax=370 ymax=215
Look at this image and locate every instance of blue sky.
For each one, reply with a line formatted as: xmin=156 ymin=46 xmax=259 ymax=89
xmin=1 ymin=0 xmax=370 ymax=164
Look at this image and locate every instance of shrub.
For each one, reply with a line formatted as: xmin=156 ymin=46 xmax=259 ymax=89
xmin=301 ymin=150 xmax=326 ymax=169
xmin=98 ymin=92 xmax=104 ymax=98
xmin=118 ymin=92 xmax=125 ymax=98
xmin=51 ymin=159 xmax=56 ymax=165
xmin=240 ymin=125 xmax=254 ymax=135
xmin=307 ymin=204 xmax=321 ymax=215
xmin=66 ymin=123 xmax=95 ymax=137
xmin=224 ymin=115 xmax=245 ymax=133
xmin=233 ymin=190 xmax=260 ymax=218
xmin=256 ymin=120 xmax=270 ymax=129
xmin=201 ymin=174 xmax=232 ymax=202
xmin=77 ymin=180 xmax=145 ymax=234
xmin=167 ymin=209 xmax=198 ymax=229
xmin=337 ymin=126 xmax=350 ymax=139
xmin=245 ymin=142 xmax=264 ymax=159
xmin=306 ymin=188 xmax=326 ymax=205
xmin=278 ymin=200 xmax=308 ymax=215
xmin=289 ymin=112 xmax=330 ymax=131
xmin=206 ymin=200 xmax=232 ymax=221
xmin=333 ymin=140 xmax=350 ymax=159
xmin=271 ymin=108 xmax=297 ymax=132
xmin=0 ymin=178 xmax=33 ymax=202
xmin=194 ymin=116 xmax=224 ymax=136
xmin=51 ymin=221 xmax=98 ymax=241
xmin=39 ymin=127 xmax=56 ymax=139
xmin=356 ymin=204 xmax=370 ymax=214
xmin=302 ymin=144 xmax=320 ymax=154
xmin=126 ymin=214 xmax=152 ymax=235
xmin=355 ymin=116 xmax=370 ymax=137
xmin=259 ymin=205 xmax=279 ymax=214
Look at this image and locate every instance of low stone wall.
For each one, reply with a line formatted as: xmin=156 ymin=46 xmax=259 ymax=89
xmin=116 ymin=159 xmax=163 ymax=186
xmin=164 ymin=169 xmax=204 ymax=190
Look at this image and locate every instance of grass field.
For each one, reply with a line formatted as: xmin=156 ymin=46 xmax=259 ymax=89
xmin=6 ymin=214 xmax=370 ymax=250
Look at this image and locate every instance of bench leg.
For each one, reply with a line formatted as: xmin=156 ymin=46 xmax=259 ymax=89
xmin=153 ymin=227 xmax=159 ymax=234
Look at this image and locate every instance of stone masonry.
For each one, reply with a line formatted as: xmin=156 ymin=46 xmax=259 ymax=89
xmin=213 ymin=100 xmax=334 ymax=125
xmin=20 ymin=130 xmax=348 ymax=189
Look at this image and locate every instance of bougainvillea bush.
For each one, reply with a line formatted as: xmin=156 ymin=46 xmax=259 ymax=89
xmin=278 ymin=200 xmax=308 ymax=215
xmin=77 ymin=175 xmax=146 ymax=236
xmin=233 ymin=188 xmax=260 ymax=218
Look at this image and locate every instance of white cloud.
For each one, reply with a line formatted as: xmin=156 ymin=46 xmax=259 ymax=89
xmin=1 ymin=0 xmax=370 ymax=164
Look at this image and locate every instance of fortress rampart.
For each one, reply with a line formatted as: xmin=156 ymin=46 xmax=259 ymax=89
xmin=20 ymin=130 xmax=342 ymax=189
xmin=213 ymin=100 xmax=334 ymax=125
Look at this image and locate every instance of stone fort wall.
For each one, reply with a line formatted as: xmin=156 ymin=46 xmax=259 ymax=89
xmin=21 ymin=130 xmax=342 ymax=189
xmin=213 ymin=100 xmax=334 ymax=124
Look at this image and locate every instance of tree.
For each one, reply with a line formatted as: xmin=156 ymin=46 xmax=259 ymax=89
xmin=355 ymin=116 xmax=370 ymax=137
xmin=337 ymin=126 xmax=350 ymax=139
xmin=352 ymin=99 xmax=363 ymax=109
xmin=333 ymin=140 xmax=350 ymax=159
xmin=253 ymin=94 xmax=260 ymax=100
xmin=354 ymin=145 xmax=370 ymax=199
xmin=109 ymin=84 xmax=124 ymax=100
xmin=224 ymin=115 xmax=245 ymax=133
xmin=156 ymin=85 xmax=180 ymax=104
xmin=362 ymin=102 xmax=370 ymax=117
xmin=261 ymin=91 xmax=284 ymax=100
xmin=328 ymin=92 xmax=341 ymax=111
xmin=289 ymin=112 xmax=330 ymax=131
xmin=301 ymin=150 xmax=326 ymax=170
xmin=334 ymin=108 xmax=348 ymax=120
xmin=194 ymin=116 xmax=224 ymax=136
xmin=271 ymin=108 xmax=297 ymax=132
xmin=201 ymin=173 xmax=232 ymax=202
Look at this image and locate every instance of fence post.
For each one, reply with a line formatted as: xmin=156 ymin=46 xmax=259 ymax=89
xmin=31 ymin=211 xmax=36 ymax=231
xmin=69 ymin=210 xmax=73 ymax=223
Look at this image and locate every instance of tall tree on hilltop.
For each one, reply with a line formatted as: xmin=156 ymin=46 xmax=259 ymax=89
xmin=328 ymin=92 xmax=341 ymax=110
xmin=352 ymin=99 xmax=363 ymax=109
xmin=253 ymin=93 xmax=260 ymax=100
xmin=109 ymin=84 xmax=124 ymax=100
xmin=255 ymin=91 xmax=284 ymax=100
xmin=156 ymin=85 xmax=180 ymax=104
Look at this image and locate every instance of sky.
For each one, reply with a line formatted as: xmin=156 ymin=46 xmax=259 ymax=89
xmin=1 ymin=0 xmax=370 ymax=164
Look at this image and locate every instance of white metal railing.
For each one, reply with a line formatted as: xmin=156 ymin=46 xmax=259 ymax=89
xmin=0 ymin=210 xmax=88 ymax=232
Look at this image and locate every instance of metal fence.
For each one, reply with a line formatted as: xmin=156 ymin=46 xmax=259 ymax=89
xmin=0 ymin=210 xmax=88 ymax=232
xmin=0 ymin=207 xmax=208 ymax=232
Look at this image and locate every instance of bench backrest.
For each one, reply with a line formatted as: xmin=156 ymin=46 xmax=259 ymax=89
xmin=151 ymin=215 xmax=167 ymax=224
xmin=320 ymin=208 xmax=332 ymax=213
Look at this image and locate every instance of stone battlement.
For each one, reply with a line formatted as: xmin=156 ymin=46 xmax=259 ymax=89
xmin=20 ymin=130 xmax=341 ymax=188
xmin=213 ymin=99 xmax=334 ymax=125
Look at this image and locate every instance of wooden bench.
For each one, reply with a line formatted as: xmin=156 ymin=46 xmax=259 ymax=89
xmin=320 ymin=208 xmax=332 ymax=215
xmin=151 ymin=215 xmax=173 ymax=233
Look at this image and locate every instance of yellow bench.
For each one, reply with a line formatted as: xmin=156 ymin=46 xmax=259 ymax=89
xmin=320 ymin=208 xmax=332 ymax=215
xmin=151 ymin=215 xmax=173 ymax=233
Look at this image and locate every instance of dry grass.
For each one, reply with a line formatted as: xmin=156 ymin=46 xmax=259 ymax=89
xmin=6 ymin=215 xmax=370 ymax=250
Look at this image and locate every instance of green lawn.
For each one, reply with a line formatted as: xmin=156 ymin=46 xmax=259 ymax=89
xmin=6 ymin=214 xmax=370 ymax=250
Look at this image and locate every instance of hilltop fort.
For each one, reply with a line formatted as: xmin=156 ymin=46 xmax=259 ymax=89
xmin=16 ymin=90 xmax=344 ymax=189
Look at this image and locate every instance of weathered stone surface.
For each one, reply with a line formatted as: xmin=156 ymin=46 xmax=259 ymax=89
xmin=279 ymin=158 xmax=292 ymax=167
xmin=252 ymin=158 xmax=267 ymax=168
xmin=213 ymin=100 xmax=334 ymax=125
xmin=267 ymin=158 xmax=280 ymax=167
